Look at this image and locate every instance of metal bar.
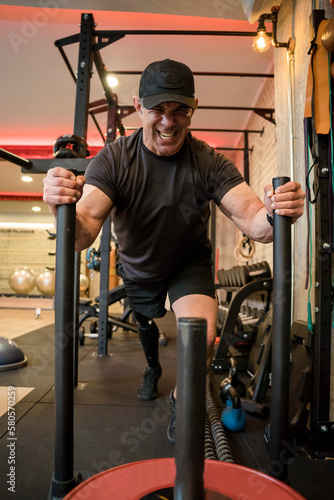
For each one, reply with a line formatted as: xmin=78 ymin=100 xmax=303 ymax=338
xmin=215 ymin=147 xmax=253 ymax=151
xmin=52 ymin=203 xmax=77 ymax=498
xmin=244 ymin=131 xmax=250 ymax=184
xmin=198 ymin=105 xmax=274 ymax=112
xmin=57 ymin=46 xmax=77 ymax=83
xmin=96 ymin=29 xmax=270 ymax=37
xmin=109 ymin=70 xmax=274 ymax=78
xmin=0 ymin=148 xmax=33 ymax=168
xmin=89 ymin=113 xmax=106 ymax=143
xmin=89 ymin=98 xmax=108 ymax=108
xmin=311 ymin=133 xmax=333 ymax=455
xmin=269 ymin=176 xmax=292 ymax=483
xmin=73 ymin=14 xmax=95 ymax=139
xmin=21 ymin=158 xmax=90 ymax=174
xmin=106 ymin=99 xmax=118 ymax=143
xmin=52 ymin=14 xmax=96 ymax=497
xmin=123 ymin=127 xmax=264 ymax=134
xmin=55 ymin=33 xmax=80 ymax=47
xmin=89 ymin=105 xmax=109 ymax=115
xmin=98 ymin=216 xmax=111 ymax=356
xmin=73 ymin=252 xmax=80 ymax=388
xmin=93 ymin=50 xmax=116 ymax=107
xmin=190 ymin=128 xmax=264 ymax=133
xmin=210 ymin=201 xmax=216 ymax=282
xmin=174 ymin=318 xmax=207 ymax=500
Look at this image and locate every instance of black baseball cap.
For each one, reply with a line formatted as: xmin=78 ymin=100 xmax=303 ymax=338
xmin=139 ymin=59 xmax=196 ymax=109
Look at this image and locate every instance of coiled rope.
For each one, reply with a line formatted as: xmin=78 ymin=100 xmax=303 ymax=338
xmin=205 ymin=375 xmax=234 ymax=463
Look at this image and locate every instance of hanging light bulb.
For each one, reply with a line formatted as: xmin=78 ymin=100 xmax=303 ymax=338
xmin=253 ymin=28 xmax=271 ymax=53
xmin=252 ymin=17 xmax=271 ymax=53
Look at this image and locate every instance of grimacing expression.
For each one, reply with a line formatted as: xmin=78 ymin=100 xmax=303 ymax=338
xmin=135 ymin=99 xmax=198 ymax=156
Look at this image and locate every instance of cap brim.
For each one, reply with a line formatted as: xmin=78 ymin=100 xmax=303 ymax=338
xmin=142 ymin=94 xmax=196 ymax=109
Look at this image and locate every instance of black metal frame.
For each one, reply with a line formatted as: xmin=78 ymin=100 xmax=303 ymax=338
xmin=311 ymin=132 xmax=333 ymax=455
xmin=212 ymin=278 xmax=273 ymax=372
xmin=307 ymin=10 xmax=334 ymax=458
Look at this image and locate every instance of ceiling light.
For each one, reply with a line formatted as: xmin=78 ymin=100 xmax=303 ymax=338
xmin=107 ymin=75 xmax=119 ymax=88
xmin=21 ymin=175 xmax=33 ymax=182
xmin=32 ymin=206 xmax=41 ymax=212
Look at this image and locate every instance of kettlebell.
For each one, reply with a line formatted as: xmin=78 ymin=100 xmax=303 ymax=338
xmin=220 ymin=357 xmax=246 ymax=403
xmin=221 ymin=385 xmax=246 ymax=432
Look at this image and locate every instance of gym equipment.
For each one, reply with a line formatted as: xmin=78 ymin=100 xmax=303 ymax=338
xmin=288 ymin=321 xmax=312 ymax=444
xmin=64 ymin=318 xmax=305 ymax=500
xmin=304 ymin=9 xmax=334 ymax=457
xmin=213 ymin=277 xmax=272 ymax=372
xmin=86 ymin=247 xmax=101 ymax=271
xmin=79 ymin=274 xmax=89 ymax=293
xmin=0 ymin=337 xmax=27 ymax=371
xmin=205 ymin=376 xmax=234 ymax=462
xmin=9 ymin=267 xmax=36 ymax=294
xmin=174 ymin=318 xmax=207 ymax=498
xmin=36 ymin=268 xmax=55 ymax=295
xmin=220 ymin=357 xmax=246 ymax=398
xmin=221 ymin=398 xmax=247 ymax=433
xmin=264 ymin=320 xmax=313 ymax=450
xmin=220 ymin=358 xmax=246 ymax=432
xmin=269 ymin=176 xmax=292 ymax=482
xmin=78 ymin=285 xmax=137 ymax=343
xmin=217 ymin=260 xmax=271 ymax=288
xmin=53 ymin=134 xmax=89 ymax=159
xmin=237 ymin=310 xmax=272 ymax=419
xmin=78 ymin=284 xmax=167 ymax=346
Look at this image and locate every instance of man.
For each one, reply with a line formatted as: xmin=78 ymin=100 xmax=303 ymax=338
xmin=43 ymin=59 xmax=305 ymax=443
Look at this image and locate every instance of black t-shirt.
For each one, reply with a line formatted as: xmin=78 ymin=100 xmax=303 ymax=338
xmin=84 ymin=129 xmax=244 ymax=282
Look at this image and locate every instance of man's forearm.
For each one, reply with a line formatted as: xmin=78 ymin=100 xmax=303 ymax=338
xmin=52 ymin=209 xmax=98 ymax=252
xmin=247 ymin=205 xmax=273 ymax=244
xmin=74 ymin=211 xmax=99 ymax=251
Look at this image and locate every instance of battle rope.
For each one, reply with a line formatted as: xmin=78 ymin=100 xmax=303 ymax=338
xmin=205 ymin=375 xmax=234 ymax=463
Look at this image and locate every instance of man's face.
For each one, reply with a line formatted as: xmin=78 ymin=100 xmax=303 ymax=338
xmin=133 ymin=97 xmax=198 ymax=156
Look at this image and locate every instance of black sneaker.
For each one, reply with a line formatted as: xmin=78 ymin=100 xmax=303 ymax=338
xmin=137 ymin=365 xmax=162 ymax=400
xmin=167 ymin=389 xmax=176 ymax=443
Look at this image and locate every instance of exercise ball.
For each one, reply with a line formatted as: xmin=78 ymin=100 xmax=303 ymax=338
xmin=0 ymin=337 xmax=27 ymax=371
xmin=9 ymin=267 xmax=35 ymax=294
xmin=79 ymin=273 xmax=89 ymax=292
xmin=36 ymin=269 xmax=55 ymax=295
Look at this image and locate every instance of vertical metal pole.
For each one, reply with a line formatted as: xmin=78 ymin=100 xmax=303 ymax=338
xmin=52 ymin=204 xmax=77 ymax=498
xmin=174 ymin=318 xmax=207 ymax=500
xmin=98 ymin=216 xmax=111 ymax=356
xmin=73 ymin=252 xmax=80 ymax=387
xmin=312 ymin=133 xmax=333 ymax=454
xmin=52 ymin=13 xmax=95 ymax=497
xmin=269 ymin=176 xmax=291 ymax=482
xmin=210 ymin=201 xmax=216 ymax=282
xmin=73 ymin=14 xmax=94 ymax=139
xmin=243 ymin=131 xmax=250 ymax=185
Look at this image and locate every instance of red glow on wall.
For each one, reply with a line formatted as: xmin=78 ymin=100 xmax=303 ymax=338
xmin=0 ymin=192 xmax=43 ymax=201
xmin=0 ymin=145 xmax=103 ymax=159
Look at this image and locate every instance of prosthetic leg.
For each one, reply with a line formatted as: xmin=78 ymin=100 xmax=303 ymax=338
xmin=135 ymin=312 xmax=162 ymax=400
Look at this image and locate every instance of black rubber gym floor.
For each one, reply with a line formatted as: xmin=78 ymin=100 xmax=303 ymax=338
xmin=0 ymin=312 xmax=333 ymax=500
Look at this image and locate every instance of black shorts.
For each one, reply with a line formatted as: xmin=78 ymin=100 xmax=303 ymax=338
xmin=116 ymin=248 xmax=216 ymax=319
